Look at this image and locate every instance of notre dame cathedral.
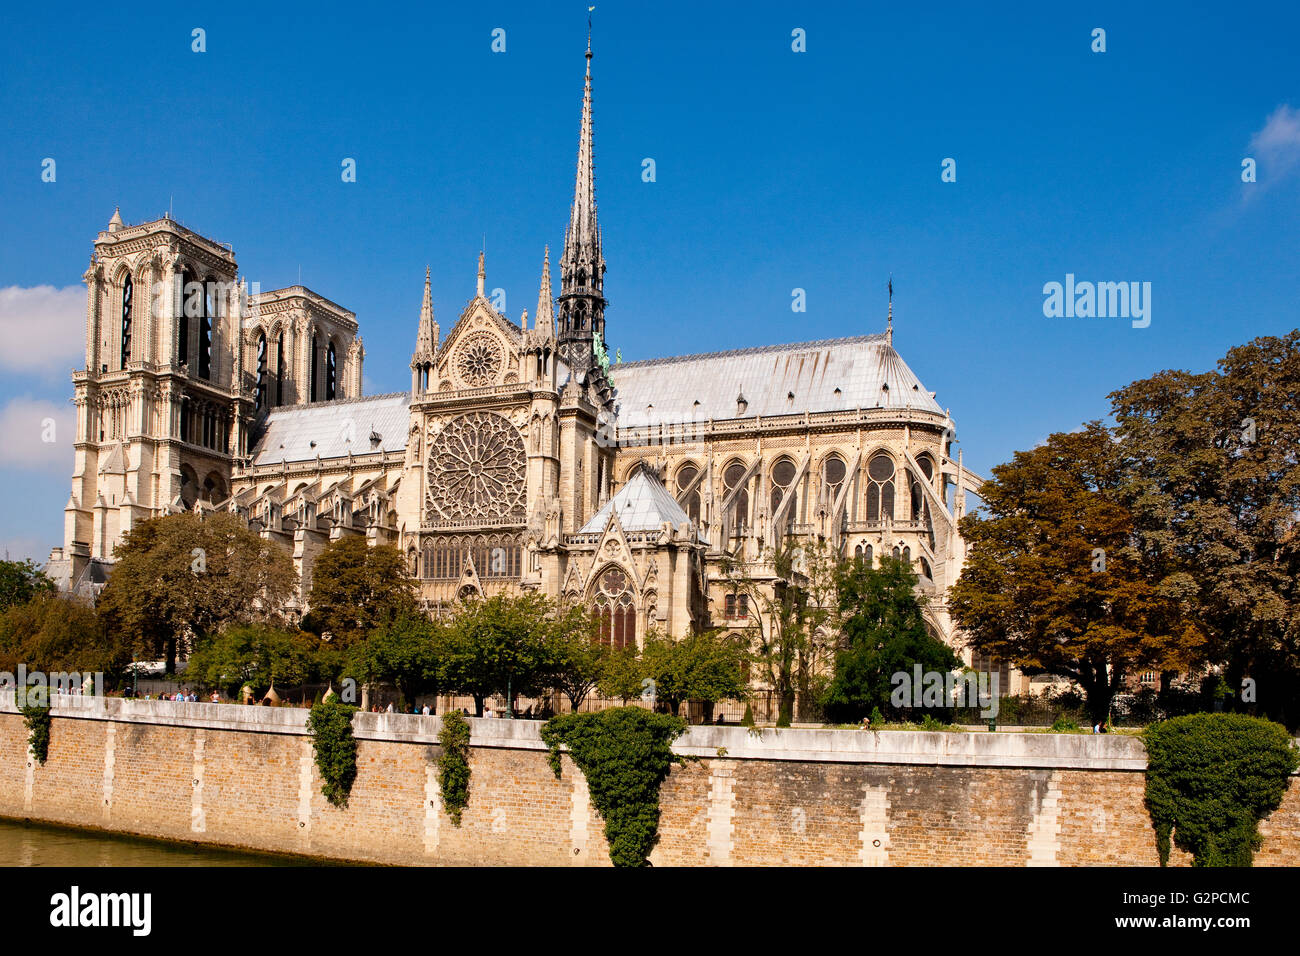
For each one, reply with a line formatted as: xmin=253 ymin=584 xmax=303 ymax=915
xmin=47 ymin=36 xmax=985 ymax=662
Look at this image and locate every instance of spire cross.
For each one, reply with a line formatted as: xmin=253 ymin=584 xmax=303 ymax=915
xmin=886 ymin=276 xmax=894 ymax=345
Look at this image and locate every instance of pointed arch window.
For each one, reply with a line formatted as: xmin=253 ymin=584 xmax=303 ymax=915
xmin=326 ymin=341 xmax=337 ymax=400
xmin=911 ymin=456 xmax=934 ymax=522
xmin=770 ymin=458 xmax=798 ymax=534
xmin=119 ymin=274 xmax=133 ymax=369
xmin=310 ymin=333 xmax=319 ymax=402
xmin=723 ymin=461 xmax=750 ymax=538
xmin=594 ymin=567 xmax=635 ymax=650
xmin=275 ymin=335 xmax=285 ymax=406
xmin=867 ymin=453 xmax=895 ymax=522
xmin=198 ymin=278 xmax=214 ymax=379
xmin=178 ymin=269 xmax=192 ymax=366
xmin=675 ymin=463 xmax=702 ymax=523
xmin=254 ymin=333 xmax=268 ymax=412
xmin=823 ymin=455 xmax=846 ymax=504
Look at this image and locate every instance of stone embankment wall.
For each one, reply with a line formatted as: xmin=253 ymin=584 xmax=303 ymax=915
xmin=1 ymin=697 xmax=1296 ymax=865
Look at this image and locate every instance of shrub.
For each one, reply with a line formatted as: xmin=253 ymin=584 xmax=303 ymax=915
xmin=437 ymin=710 xmax=472 ymax=826
xmin=306 ymin=697 xmax=358 ymax=808
xmin=1050 ymin=714 xmax=1080 ymax=733
xmin=776 ymin=699 xmax=792 ymax=728
xmin=20 ymin=703 xmax=51 ymax=764
xmin=541 ymin=707 xmax=687 ymax=866
xmin=1144 ymin=713 xmax=1299 ymax=866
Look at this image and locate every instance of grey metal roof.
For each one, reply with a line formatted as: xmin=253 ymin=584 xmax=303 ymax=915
xmin=250 ymin=393 xmax=411 ymax=465
xmin=609 ymin=334 xmax=943 ymax=427
xmin=579 ymin=468 xmax=691 ymax=534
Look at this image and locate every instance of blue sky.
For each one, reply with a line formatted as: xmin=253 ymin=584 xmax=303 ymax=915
xmin=2 ymin=0 xmax=1298 ymax=562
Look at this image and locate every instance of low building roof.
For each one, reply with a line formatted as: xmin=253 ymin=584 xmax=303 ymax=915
xmin=250 ymin=393 xmax=411 ymax=465
xmin=609 ymin=334 xmax=944 ymax=427
xmin=578 ymin=468 xmax=691 ymax=534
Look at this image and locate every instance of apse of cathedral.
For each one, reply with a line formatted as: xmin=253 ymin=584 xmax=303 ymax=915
xmin=48 ymin=37 xmax=984 ymax=652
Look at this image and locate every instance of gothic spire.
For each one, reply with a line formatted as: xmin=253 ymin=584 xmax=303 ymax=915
xmin=565 ymin=35 xmax=599 ymax=262
xmin=536 ymin=246 xmax=555 ymax=339
xmin=557 ymin=30 xmax=607 ymax=373
xmin=476 ymin=249 xmax=486 ymax=298
xmin=415 ymin=266 xmax=437 ymax=357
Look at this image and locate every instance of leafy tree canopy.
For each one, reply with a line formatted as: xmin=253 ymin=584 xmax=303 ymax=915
xmin=0 ymin=592 xmax=128 ymax=680
xmin=185 ymin=624 xmax=328 ymax=696
xmin=98 ymin=512 xmax=296 ymax=670
xmin=440 ymin=592 xmax=556 ymax=715
xmin=1111 ymin=331 xmax=1300 ymax=723
xmin=950 ymin=424 xmax=1203 ymax=724
xmin=640 ymin=628 xmax=748 ymax=715
xmin=0 ymin=559 xmax=55 ymax=614
xmin=823 ymin=556 xmax=959 ymax=722
xmin=305 ymin=537 xmax=415 ymax=646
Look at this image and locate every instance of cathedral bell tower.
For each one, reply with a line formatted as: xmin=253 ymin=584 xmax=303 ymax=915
xmin=556 ymin=33 xmax=607 ymax=377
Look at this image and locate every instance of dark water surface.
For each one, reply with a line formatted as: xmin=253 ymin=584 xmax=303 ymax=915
xmin=0 ymin=816 xmax=327 ymax=866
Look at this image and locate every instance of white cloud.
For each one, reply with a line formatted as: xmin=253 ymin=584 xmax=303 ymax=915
xmin=1248 ymin=104 xmax=1300 ymax=184
xmin=0 ymin=396 xmax=76 ymax=471
xmin=0 ymin=285 xmax=84 ymax=375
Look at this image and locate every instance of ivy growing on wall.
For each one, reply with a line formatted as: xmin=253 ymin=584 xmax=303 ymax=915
xmin=20 ymin=703 xmax=51 ymax=765
xmin=1144 ymin=713 xmax=1299 ymax=866
xmin=306 ymin=697 xmax=358 ymax=809
xmin=541 ymin=707 xmax=687 ymax=867
xmin=437 ymin=710 xmax=472 ymax=826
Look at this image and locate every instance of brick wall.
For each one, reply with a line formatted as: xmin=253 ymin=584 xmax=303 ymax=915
xmin=0 ymin=699 xmax=1295 ymax=866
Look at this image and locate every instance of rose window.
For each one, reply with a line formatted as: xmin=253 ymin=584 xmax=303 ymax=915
xmin=425 ymin=411 xmax=526 ymax=523
xmin=456 ymin=333 xmax=503 ymax=387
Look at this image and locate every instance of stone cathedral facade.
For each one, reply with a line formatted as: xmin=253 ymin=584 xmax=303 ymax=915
xmin=49 ymin=38 xmax=987 ymax=671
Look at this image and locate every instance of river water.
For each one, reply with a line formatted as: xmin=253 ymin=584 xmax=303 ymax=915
xmin=0 ymin=817 xmax=322 ymax=866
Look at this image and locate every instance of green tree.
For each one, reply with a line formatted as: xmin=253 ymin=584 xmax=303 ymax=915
xmin=0 ymin=559 xmax=55 ymax=614
xmin=305 ymin=537 xmax=416 ymax=646
xmin=346 ymin=612 xmax=444 ymax=707
xmin=441 ymin=592 xmax=556 ymax=716
xmin=949 ymin=424 xmax=1203 ymax=726
xmin=596 ymin=642 xmax=644 ymax=703
xmin=640 ymin=628 xmax=748 ymax=718
xmin=184 ymin=624 xmax=325 ymax=697
xmin=98 ymin=513 xmax=296 ymax=672
xmin=1111 ymin=331 xmax=1300 ymax=724
xmin=725 ymin=539 xmax=839 ymax=725
xmin=547 ymin=604 xmax=607 ymax=711
xmin=822 ymin=556 xmax=960 ymax=722
xmin=0 ymin=592 xmax=128 ymax=680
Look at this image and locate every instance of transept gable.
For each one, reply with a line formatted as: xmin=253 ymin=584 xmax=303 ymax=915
xmin=434 ymin=298 xmax=523 ymax=391
xmin=592 ymin=508 xmax=634 ymax=574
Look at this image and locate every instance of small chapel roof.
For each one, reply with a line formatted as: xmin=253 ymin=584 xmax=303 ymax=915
xmin=578 ymin=468 xmax=691 ymax=534
xmin=609 ymin=334 xmax=943 ymax=427
xmin=250 ymin=392 xmax=411 ymax=465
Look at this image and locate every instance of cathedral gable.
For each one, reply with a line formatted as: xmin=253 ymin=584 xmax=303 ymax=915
xmin=436 ymin=300 xmax=523 ymax=391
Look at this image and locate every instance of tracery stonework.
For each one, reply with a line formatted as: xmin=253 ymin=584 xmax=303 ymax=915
xmin=454 ymin=332 xmax=503 ymax=387
xmin=424 ymin=411 xmax=526 ymax=524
